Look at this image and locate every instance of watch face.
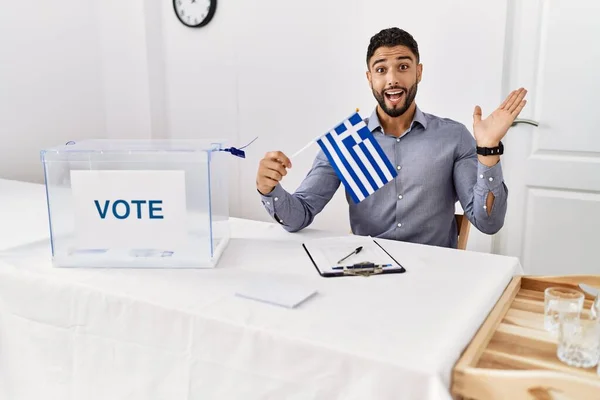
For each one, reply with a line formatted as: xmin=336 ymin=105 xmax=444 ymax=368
xmin=173 ymin=0 xmax=216 ymax=28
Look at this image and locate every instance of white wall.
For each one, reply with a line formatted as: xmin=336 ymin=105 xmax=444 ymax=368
xmin=0 ymin=0 xmax=106 ymax=183
xmin=161 ymin=0 xmax=508 ymax=252
xmin=1 ymin=0 xmax=508 ymax=253
xmin=94 ymin=0 xmax=156 ymax=140
xmin=0 ymin=0 xmax=157 ymax=185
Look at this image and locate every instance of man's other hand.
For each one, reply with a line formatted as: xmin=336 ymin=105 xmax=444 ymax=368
xmin=473 ymin=87 xmax=528 ymax=147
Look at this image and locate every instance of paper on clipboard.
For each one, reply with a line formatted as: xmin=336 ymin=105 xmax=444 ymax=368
xmin=302 ymin=236 xmax=405 ymax=276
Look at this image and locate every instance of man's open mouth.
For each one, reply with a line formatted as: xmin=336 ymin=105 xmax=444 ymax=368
xmin=384 ymin=89 xmax=405 ymax=104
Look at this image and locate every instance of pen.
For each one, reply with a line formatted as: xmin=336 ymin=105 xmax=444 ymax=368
xmin=332 ymin=263 xmax=393 ymax=270
xmin=337 ymin=246 xmax=363 ymax=264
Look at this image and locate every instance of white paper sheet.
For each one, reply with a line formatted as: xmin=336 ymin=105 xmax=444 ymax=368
xmin=235 ymin=278 xmax=317 ymax=308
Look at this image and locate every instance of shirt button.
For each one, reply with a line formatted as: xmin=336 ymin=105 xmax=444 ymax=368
xmin=266 ymin=201 xmax=270 ymax=205
xmin=397 ymin=165 xmax=402 ymax=170
xmin=398 ymin=195 xmax=403 ymax=199
xmin=489 ymin=177 xmax=494 ymax=182
xmin=396 ymin=138 xmax=400 ymax=143
xmin=274 ymin=197 xmax=279 ymax=201
xmin=479 ymin=174 xmax=484 ymax=179
xmin=397 ymin=223 xmax=402 ymax=227
xmin=483 ymin=205 xmax=487 ymax=210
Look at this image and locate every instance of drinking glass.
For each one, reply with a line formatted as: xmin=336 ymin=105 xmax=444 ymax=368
xmin=544 ymin=287 xmax=584 ymax=334
xmin=557 ymin=318 xmax=600 ymax=368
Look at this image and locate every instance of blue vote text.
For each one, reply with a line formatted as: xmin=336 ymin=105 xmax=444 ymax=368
xmin=94 ymin=200 xmax=164 ymax=220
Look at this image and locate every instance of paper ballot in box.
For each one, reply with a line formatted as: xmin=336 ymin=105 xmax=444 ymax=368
xmin=40 ymin=139 xmax=230 ymax=268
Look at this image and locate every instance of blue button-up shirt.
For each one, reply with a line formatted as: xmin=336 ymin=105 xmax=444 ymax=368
xmin=259 ymin=106 xmax=507 ymax=248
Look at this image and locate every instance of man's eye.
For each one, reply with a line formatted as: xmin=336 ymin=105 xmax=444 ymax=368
xmin=400 ymin=65 xmax=409 ymax=70
xmin=376 ymin=68 xmax=385 ymax=73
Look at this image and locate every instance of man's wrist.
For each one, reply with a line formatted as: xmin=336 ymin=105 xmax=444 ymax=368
xmin=476 ymin=140 xmax=500 ymax=148
xmin=477 ymin=154 xmax=500 ymax=167
xmin=257 ymin=186 xmax=275 ymax=196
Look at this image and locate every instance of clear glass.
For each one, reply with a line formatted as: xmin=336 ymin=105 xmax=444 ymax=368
xmin=40 ymin=139 xmax=230 ymax=268
xmin=592 ymin=295 xmax=600 ymax=321
xmin=544 ymin=287 xmax=584 ymax=333
xmin=557 ymin=318 xmax=600 ymax=368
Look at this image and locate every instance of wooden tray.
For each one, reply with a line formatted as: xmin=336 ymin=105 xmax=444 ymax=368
xmin=451 ymin=275 xmax=600 ymax=400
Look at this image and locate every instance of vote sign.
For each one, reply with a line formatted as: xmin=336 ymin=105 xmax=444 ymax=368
xmin=70 ymin=170 xmax=187 ymax=250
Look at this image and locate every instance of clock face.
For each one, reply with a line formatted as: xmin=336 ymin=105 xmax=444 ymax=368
xmin=173 ymin=0 xmax=217 ymax=28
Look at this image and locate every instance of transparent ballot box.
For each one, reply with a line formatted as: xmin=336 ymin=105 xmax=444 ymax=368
xmin=40 ymin=140 xmax=230 ymax=268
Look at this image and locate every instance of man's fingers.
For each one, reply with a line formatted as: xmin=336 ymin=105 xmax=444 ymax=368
xmin=265 ymin=151 xmax=292 ymax=168
xmin=473 ymin=105 xmax=482 ymax=123
xmin=511 ymin=100 xmax=527 ymax=117
xmin=499 ymin=90 xmax=515 ymax=110
xmin=257 ymin=150 xmax=291 ymax=193
xmin=262 ymin=176 xmax=279 ymax=186
xmin=508 ymin=89 xmax=528 ymax=113
xmin=256 ymin=172 xmax=280 ymax=190
xmin=502 ymin=89 xmax=520 ymax=110
xmin=261 ymin=160 xmax=288 ymax=177
xmin=256 ymin=176 xmax=279 ymax=194
xmin=256 ymin=151 xmax=290 ymax=192
xmin=262 ymin=169 xmax=283 ymax=182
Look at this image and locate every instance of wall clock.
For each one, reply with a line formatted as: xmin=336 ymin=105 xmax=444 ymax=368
xmin=173 ymin=0 xmax=217 ymax=28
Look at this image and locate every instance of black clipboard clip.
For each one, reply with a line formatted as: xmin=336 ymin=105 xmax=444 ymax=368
xmin=338 ymin=262 xmax=386 ymax=277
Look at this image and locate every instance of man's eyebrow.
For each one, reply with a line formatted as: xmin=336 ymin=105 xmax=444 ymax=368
xmin=372 ymin=56 xmax=414 ymax=68
xmin=371 ymin=58 xmax=386 ymax=68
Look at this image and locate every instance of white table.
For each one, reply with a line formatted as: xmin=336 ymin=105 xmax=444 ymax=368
xmin=0 ymin=179 xmax=523 ymax=400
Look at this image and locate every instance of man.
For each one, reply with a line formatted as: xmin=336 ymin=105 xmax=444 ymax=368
xmin=255 ymin=27 xmax=527 ymax=248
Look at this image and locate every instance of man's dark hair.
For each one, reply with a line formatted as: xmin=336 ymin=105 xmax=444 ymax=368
xmin=366 ymin=28 xmax=420 ymax=67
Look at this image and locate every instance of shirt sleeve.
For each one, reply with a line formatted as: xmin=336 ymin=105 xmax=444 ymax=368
xmin=258 ymin=149 xmax=341 ymax=232
xmin=453 ymin=127 xmax=508 ymax=235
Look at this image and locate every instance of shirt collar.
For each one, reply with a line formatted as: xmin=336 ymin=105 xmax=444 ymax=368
xmin=367 ymin=105 xmax=428 ymax=135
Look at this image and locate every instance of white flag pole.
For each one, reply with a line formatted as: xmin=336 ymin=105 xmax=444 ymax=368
xmin=290 ymin=108 xmax=360 ymax=160
xmin=290 ymin=140 xmax=316 ymax=159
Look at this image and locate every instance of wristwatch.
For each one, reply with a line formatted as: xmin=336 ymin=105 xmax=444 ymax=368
xmin=476 ymin=141 xmax=504 ymax=156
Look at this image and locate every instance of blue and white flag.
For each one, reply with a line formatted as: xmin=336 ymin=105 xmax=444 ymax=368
xmin=317 ymin=112 xmax=397 ymax=203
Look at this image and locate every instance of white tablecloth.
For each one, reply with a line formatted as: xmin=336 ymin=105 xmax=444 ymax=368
xmin=0 ymin=179 xmax=51 ymax=251
xmin=0 ymin=179 xmax=523 ymax=400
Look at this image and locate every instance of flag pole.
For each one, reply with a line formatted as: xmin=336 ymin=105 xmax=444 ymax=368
xmin=290 ymin=108 xmax=360 ymax=160
xmin=290 ymin=140 xmax=316 ymax=159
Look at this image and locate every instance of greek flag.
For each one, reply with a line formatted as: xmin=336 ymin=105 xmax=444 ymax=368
xmin=317 ymin=112 xmax=397 ymax=203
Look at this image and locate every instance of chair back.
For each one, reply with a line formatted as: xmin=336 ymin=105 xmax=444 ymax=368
xmin=455 ymin=214 xmax=471 ymax=250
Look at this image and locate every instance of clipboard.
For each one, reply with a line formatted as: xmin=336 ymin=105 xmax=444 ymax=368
xmin=302 ymin=237 xmax=406 ymax=277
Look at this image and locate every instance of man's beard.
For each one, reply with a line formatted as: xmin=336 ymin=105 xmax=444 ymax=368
xmin=373 ymin=81 xmax=418 ymax=118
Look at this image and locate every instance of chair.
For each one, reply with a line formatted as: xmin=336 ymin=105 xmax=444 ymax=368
xmin=455 ymin=214 xmax=470 ymax=250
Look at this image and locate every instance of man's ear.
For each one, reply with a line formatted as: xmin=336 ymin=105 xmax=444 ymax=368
xmin=417 ymin=64 xmax=423 ymax=84
xmin=366 ymin=70 xmax=372 ymax=88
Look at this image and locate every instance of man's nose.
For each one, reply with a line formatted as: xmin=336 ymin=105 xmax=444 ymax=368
xmin=386 ymin=72 xmax=399 ymax=86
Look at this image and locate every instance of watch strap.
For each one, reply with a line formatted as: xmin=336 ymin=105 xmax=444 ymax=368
xmin=476 ymin=141 xmax=504 ymax=156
